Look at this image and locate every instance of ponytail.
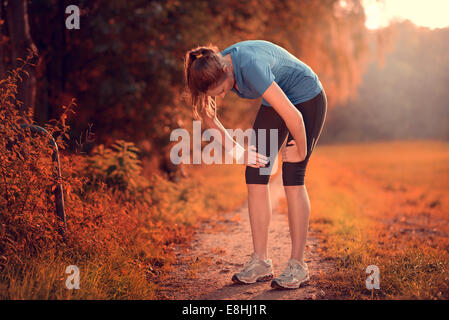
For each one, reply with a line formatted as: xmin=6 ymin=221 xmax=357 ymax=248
xmin=183 ymin=45 xmax=226 ymax=121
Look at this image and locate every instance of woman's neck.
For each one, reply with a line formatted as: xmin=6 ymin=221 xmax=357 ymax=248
xmin=225 ymin=54 xmax=238 ymax=92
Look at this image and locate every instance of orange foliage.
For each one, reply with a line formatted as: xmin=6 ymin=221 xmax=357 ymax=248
xmin=0 ymin=51 xmax=63 ymax=267
xmin=1 ymin=57 xmax=250 ymax=298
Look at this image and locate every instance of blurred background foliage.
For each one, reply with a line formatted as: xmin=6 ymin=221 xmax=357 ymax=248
xmin=0 ymin=0 xmax=447 ymax=180
xmin=0 ymin=0 xmax=371 ymax=178
xmin=321 ymin=21 xmax=449 ymax=143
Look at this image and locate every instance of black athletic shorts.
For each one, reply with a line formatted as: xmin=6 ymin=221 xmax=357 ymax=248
xmin=245 ymin=89 xmax=327 ymax=186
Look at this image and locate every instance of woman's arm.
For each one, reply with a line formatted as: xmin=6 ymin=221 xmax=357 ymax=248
xmin=201 ymin=112 xmax=243 ymax=160
xmin=200 ymin=110 xmax=268 ymax=167
xmin=262 ymin=81 xmax=307 ymax=161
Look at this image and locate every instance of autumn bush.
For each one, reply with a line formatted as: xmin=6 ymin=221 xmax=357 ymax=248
xmin=0 ymin=52 xmax=65 ymax=269
xmin=0 ymin=54 xmax=250 ymax=298
xmin=83 ymin=140 xmax=150 ymax=196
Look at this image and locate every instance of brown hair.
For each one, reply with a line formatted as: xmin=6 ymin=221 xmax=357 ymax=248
xmin=183 ymin=44 xmax=227 ymax=121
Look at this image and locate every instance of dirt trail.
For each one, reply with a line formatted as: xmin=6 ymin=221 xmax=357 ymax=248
xmin=158 ymin=173 xmax=332 ymax=300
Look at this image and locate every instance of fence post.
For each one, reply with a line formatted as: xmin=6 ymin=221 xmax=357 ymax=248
xmin=20 ymin=124 xmax=67 ymax=235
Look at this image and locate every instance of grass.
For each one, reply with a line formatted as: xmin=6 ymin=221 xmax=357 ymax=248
xmin=2 ymin=139 xmax=447 ymax=299
xmin=293 ymin=139 xmax=449 ymax=299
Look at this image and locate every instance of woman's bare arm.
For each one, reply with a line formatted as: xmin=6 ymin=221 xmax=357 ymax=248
xmin=201 ymin=112 xmax=239 ymax=154
xmin=261 ymin=81 xmax=307 ymax=161
xmin=200 ymin=110 xmax=268 ymax=167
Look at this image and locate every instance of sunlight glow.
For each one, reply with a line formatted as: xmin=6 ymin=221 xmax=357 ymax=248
xmin=362 ymin=0 xmax=449 ymax=30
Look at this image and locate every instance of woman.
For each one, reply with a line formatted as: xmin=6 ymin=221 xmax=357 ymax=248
xmin=183 ymin=40 xmax=327 ymax=289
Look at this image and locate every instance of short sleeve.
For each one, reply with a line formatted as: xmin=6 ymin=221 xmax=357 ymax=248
xmin=242 ymin=59 xmax=275 ymax=97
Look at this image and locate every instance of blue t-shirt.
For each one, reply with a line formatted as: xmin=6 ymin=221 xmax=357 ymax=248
xmin=220 ymin=40 xmax=323 ymax=106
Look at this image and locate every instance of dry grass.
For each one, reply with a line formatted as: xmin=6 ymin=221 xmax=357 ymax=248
xmin=295 ymin=140 xmax=449 ymax=299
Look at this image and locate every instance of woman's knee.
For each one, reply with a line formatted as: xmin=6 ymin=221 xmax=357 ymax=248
xmin=245 ymin=165 xmax=271 ymax=185
xmin=282 ymin=161 xmax=307 ymax=186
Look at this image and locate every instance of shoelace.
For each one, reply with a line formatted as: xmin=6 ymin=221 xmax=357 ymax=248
xmin=242 ymin=256 xmax=259 ymax=272
xmin=279 ymin=262 xmax=295 ymax=279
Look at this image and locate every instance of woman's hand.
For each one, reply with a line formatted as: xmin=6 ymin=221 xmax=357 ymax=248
xmin=244 ymin=145 xmax=269 ymax=168
xmin=282 ymin=140 xmax=304 ymax=162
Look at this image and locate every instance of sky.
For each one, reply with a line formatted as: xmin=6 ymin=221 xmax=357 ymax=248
xmin=360 ymin=0 xmax=449 ymax=29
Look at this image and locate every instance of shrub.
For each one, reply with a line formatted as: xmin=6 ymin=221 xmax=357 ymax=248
xmin=84 ymin=140 xmax=149 ymax=196
xmin=0 ymin=51 xmax=68 ymax=269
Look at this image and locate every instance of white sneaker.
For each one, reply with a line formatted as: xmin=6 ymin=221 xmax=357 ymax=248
xmin=231 ymin=252 xmax=274 ymax=284
xmin=270 ymin=258 xmax=310 ymax=289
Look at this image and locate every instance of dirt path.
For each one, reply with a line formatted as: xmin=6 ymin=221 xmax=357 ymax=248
xmin=157 ymin=173 xmax=332 ymax=300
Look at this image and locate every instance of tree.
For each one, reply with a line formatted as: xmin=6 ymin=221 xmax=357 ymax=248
xmin=0 ymin=1 xmax=6 ymax=79
xmin=5 ymin=0 xmax=38 ymax=119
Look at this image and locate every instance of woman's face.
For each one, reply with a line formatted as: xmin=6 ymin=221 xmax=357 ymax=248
xmin=205 ymin=66 xmax=235 ymax=99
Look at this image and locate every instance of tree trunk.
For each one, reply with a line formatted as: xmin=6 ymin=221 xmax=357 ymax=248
xmin=6 ymin=0 xmax=38 ymax=118
xmin=0 ymin=1 xmax=6 ymax=79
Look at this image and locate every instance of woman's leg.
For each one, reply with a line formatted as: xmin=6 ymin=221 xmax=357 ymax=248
xmin=284 ymin=185 xmax=310 ymax=263
xmin=247 ymin=184 xmax=272 ymax=261
xmin=245 ymin=105 xmax=290 ymax=260
xmin=282 ymin=90 xmax=327 ymax=264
